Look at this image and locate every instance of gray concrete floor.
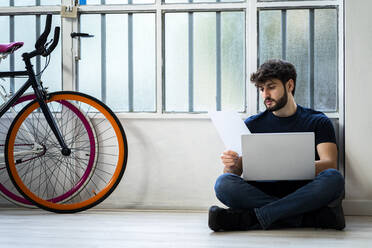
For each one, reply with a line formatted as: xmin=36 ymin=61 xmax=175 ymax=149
xmin=0 ymin=209 xmax=370 ymax=248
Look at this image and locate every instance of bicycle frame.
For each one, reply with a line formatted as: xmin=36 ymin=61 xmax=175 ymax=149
xmin=0 ymin=53 xmax=69 ymax=155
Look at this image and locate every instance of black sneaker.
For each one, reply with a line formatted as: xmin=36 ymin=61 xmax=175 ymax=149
xmin=303 ymin=203 xmax=346 ymax=230
xmin=315 ymin=204 xmax=346 ymax=230
xmin=208 ymin=205 xmax=257 ymax=231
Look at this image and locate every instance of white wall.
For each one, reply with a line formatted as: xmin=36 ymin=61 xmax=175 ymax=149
xmin=0 ymin=118 xmax=226 ymax=210
xmin=101 ymin=118 xmax=223 ymax=210
xmin=343 ymin=0 xmax=372 ymax=215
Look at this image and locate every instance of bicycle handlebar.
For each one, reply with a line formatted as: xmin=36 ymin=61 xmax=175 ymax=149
xmin=43 ymin=27 xmax=60 ymax=57
xmin=35 ymin=14 xmax=52 ymax=50
xmin=23 ymin=14 xmax=60 ymax=60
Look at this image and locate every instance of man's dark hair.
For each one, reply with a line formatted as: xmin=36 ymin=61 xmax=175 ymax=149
xmin=250 ymin=59 xmax=297 ymax=96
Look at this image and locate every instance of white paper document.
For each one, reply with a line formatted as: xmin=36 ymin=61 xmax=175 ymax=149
xmin=209 ymin=111 xmax=251 ymax=156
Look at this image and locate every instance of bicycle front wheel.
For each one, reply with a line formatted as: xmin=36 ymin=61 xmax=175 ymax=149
xmin=0 ymin=93 xmax=96 ymax=208
xmin=5 ymin=91 xmax=128 ymax=213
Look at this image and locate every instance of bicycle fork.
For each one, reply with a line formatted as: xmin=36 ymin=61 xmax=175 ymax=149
xmin=36 ymin=94 xmax=71 ymax=156
xmin=24 ymin=57 xmax=71 ymax=156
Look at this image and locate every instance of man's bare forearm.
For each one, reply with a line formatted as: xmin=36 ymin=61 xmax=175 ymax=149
xmin=315 ymin=160 xmax=337 ymax=176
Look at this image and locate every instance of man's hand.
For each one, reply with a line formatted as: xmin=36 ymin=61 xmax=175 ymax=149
xmin=220 ymin=150 xmax=242 ymax=176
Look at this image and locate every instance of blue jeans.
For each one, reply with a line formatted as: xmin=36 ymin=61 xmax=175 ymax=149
xmin=214 ymin=168 xmax=345 ymax=230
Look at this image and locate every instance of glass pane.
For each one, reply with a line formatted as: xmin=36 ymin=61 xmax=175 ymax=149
xmin=0 ymin=16 xmax=10 ymax=93
xmin=106 ymin=0 xmax=128 ymax=3
xmin=258 ymin=10 xmax=282 ymax=111
xmin=164 ymin=0 xmax=188 ymax=2
xmin=314 ymin=9 xmax=337 ymax=111
xmin=133 ymin=14 xmax=156 ymax=112
xmin=287 ymin=9 xmax=310 ymax=108
xmin=79 ymin=14 xmax=102 ymax=99
xmin=132 ymin=0 xmax=154 ymax=3
xmin=14 ymin=0 xmax=35 ymax=6
xmin=106 ymin=14 xmax=129 ymax=112
xmin=194 ymin=0 xmax=216 ymax=2
xmin=40 ymin=0 xmax=61 ymax=5
xmin=79 ymin=14 xmax=156 ymax=112
xmin=194 ymin=12 xmax=216 ymax=112
xmin=40 ymin=15 xmax=62 ymax=92
xmin=220 ymin=0 xmax=244 ymax=2
xmin=164 ymin=13 xmax=189 ymax=112
xmin=85 ymin=0 xmax=154 ymax=4
xmin=14 ymin=15 xmax=36 ymax=92
xmin=221 ymin=11 xmax=245 ymax=111
xmin=165 ymin=0 xmax=243 ymax=3
xmin=85 ymin=0 xmax=101 ymax=4
xmin=165 ymin=12 xmax=245 ymax=112
xmin=13 ymin=0 xmax=60 ymax=6
xmin=259 ymin=11 xmax=282 ymax=67
xmin=258 ymin=0 xmax=328 ymax=1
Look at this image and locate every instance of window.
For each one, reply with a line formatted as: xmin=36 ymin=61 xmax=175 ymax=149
xmin=1 ymin=1 xmax=344 ymax=117
xmin=164 ymin=11 xmax=245 ymax=113
xmin=76 ymin=3 xmax=247 ymax=113
xmin=1 ymin=0 xmax=344 ymax=172
xmin=258 ymin=8 xmax=338 ymax=112
xmin=78 ymin=13 xmax=156 ymax=112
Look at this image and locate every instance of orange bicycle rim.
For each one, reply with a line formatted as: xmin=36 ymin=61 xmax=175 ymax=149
xmin=7 ymin=93 xmax=125 ymax=211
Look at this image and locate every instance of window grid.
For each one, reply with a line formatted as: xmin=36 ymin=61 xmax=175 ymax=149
xmin=166 ymin=11 xmax=230 ymax=113
xmin=0 ymin=0 xmax=343 ymax=117
xmin=258 ymin=6 xmax=339 ymax=112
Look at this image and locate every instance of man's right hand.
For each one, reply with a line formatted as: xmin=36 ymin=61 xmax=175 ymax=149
xmin=220 ymin=150 xmax=242 ymax=176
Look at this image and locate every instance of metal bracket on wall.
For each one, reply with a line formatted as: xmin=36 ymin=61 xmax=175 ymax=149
xmin=61 ymin=6 xmax=78 ymax=19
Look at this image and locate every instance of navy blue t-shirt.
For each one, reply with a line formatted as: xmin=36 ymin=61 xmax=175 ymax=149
xmin=244 ymin=105 xmax=336 ymax=160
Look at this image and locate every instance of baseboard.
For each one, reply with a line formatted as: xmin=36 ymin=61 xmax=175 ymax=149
xmin=343 ymin=200 xmax=372 ymax=216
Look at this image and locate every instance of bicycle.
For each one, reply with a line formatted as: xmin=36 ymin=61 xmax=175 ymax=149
xmin=0 ymin=14 xmax=128 ymax=213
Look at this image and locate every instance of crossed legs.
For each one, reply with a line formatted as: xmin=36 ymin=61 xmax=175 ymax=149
xmin=214 ymin=168 xmax=345 ymax=229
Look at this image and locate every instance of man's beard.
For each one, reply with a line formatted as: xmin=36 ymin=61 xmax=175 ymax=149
xmin=265 ymin=90 xmax=288 ymax=112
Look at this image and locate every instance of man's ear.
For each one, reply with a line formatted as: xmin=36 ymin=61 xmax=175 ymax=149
xmin=286 ymin=79 xmax=294 ymax=95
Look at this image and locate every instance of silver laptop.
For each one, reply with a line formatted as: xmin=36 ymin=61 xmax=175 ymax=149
xmin=241 ymin=133 xmax=315 ymax=181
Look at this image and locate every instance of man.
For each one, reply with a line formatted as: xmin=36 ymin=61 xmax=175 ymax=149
xmin=208 ymin=59 xmax=345 ymax=231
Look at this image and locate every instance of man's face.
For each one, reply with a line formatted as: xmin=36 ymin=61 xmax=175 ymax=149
xmin=258 ymin=79 xmax=288 ymax=112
